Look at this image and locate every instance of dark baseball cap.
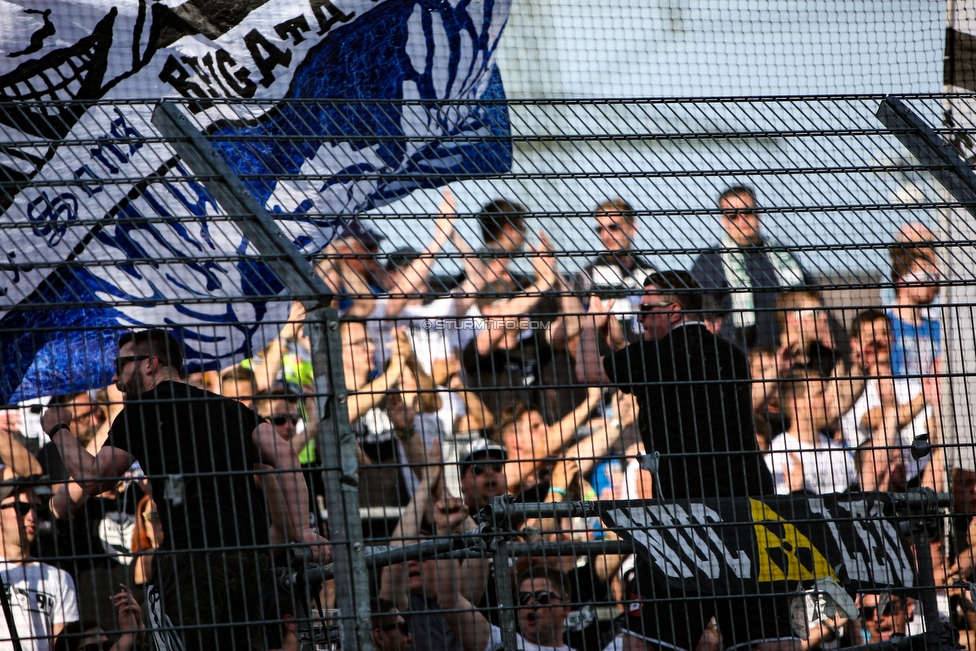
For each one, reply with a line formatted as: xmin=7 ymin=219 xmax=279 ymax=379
xmin=458 ymin=438 xmax=507 ymax=465
xmin=385 ymin=248 xmax=422 ymax=272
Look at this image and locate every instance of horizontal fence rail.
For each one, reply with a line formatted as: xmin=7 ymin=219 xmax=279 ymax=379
xmin=3 ymin=95 xmax=976 ymax=651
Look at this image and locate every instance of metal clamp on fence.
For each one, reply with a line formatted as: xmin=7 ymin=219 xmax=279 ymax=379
xmin=275 ymin=549 xmax=335 ymax=651
xmin=889 ymin=488 xmax=950 ymax=513
xmin=480 ymin=495 xmax=600 ymax=531
xmin=316 ymin=530 xmax=492 ymax=581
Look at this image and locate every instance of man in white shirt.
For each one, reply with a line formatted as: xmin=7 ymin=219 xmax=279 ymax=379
xmin=767 ymin=368 xmax=856 ymax=495
xmin=0 ymin=480 xmax=78 ymax=651
xmin=836 ymin=310 xmax=938 ymax=490
xmin=441 ymin=563 xmax=574 ymax=651
xmin=574 ymin=198 xmax=656 ymax=343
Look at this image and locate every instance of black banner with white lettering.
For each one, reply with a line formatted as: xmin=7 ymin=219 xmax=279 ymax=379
xmin=598 ymin=493 xmax=916 ymax=595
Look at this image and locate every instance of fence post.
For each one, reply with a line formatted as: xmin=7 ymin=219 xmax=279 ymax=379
xmin=307 ymin=306 xmax=377 ymax=651
xmin=485 ymin=496 xmax=522 ymax=651
xmin=492 ymin=535 xmax=520 ymax=651
xmin=150 ymin=100 xmax=375 ymax=651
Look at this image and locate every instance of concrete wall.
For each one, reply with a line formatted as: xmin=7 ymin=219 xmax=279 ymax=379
xmin=496 ymin=1 xmax=943 ymax=98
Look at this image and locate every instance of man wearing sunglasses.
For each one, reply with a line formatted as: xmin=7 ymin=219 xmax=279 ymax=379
xmin=574 ymin=199 xmax=656 ymax=344
xmin=577 ymin=271 xmax=788 ymax=651
xmin=457 ymin=439 xmax=509 ymax=519
xmin=43 ymin=330 xmax=328 ymax=651
xmin=372 ymin=598 xmax=413 ymax=651
xmin=253 ymin=388 xmax=306 ymax=452
xmin=578 ymin=270 xmax=773 ymax=500
xmin=858 ymin=592 xmax=910 ymax=643
xmin=0 ymin=480 xmax=79 ymax=650
xmin=691 ymin=186 xmax=809 ymax=351
xmin=441 ymin=563 xmax=574 ymax=651
xmin=36 ymin=386 xmax=138 ymax=634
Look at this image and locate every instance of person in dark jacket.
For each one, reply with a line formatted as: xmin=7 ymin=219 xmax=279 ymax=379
xmin=691 ymin=185 xmax=810 ymax=350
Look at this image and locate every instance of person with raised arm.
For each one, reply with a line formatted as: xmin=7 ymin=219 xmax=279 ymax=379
xmin=0 ymin=480 xmax=78 ymax=650
xmin=42 ymin=329 xmax=328 ymax=651
xmin=576 ymin=271 xmax=793 ymax=651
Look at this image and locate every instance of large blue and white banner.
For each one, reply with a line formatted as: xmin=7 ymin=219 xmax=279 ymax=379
xmin=0 ymin=0 xmax=512 ymax=404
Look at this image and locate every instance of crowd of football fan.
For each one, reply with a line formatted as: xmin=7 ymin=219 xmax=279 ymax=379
xmin=0 ymin=186 xmax=971 ymax=651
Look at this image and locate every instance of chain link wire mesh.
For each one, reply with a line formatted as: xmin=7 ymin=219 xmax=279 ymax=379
xmin=1 ymin=52 xmax=976 ymax=651
xmin=496 ymin=2 xmax=944 ymax=97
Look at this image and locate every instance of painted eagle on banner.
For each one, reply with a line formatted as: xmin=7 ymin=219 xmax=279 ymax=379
xmin=0 ymin=0 xmax=512 ymax=404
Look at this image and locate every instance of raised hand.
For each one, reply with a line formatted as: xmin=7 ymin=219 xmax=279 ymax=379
xmin=284 ymin=300 xmax=307 ymax=342
xmin=382 ymin=328 xmax=411 ymax=380
xmin=300 ymin=528 xmax=333 ymax=564
xmin=586 ymin=296 xmax=616 ymax=330
xmin=549 ymin=458 xmax=581 ymax=493
xmin=387 ymin=391 xmax=417 ymax=433
xmin=113 ymin=584 xmax=143 ymax=632
xmin=776 ymin=340 xmax=801 ymax=375
xmin=613 ymin=390 xmax=638 ymax=427
xmin=389 ymin=328 xmax=414 ymax=374
xmin=531 ymin=231 xmax=558 ymax=289
xmin=432 ymin=495 xmax=466 ymax=535
xmin=433 ymin=188 xmax=458 ymax=244
xmin=0 ymin=411 xmax=23 ymax=438
xmin=40 ymin=405 xmax=73 ymax=434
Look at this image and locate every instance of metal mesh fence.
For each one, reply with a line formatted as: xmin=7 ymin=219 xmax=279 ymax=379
xmin=1 ymin=95 xmax=975 ymax=651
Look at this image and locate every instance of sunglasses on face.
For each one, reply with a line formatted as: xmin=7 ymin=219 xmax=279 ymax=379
xmin=114 ymin=355 xmax=152 ymax=375
xmin=518 ymin=590 xmax=565 ymax=606
xmin=638 ymin=302 xmax=675 ymax=313
xmin=0 ymin=502 xmax=34 ymax=516
xmin=472 ymin=462 xmax=505 ymax=476
xmin=82 ymin=642 xmax=113 ymax=651
xmin=378 ymin=621 xmax=409 ymax=635
xmin=901 ymin=271 xmax=942 ymax=285
xmin=860 ymin=599 xmax=903 ymax=621
xmin=723 ymin=210 xmax=758 ymax=221
xmin=270 ymin=414 xmax=301 ymax=426
xmin=595 ymin=224 xmax=624 ymax=235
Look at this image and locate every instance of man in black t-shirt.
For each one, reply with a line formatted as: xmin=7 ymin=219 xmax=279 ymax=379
xmin=461 ymin=325 xmax=553 ymax=424
xmin=43 ymin=329 xmax=329 ymax=651
xmin=576 ymin=272 xmax=790 ymax=651
xmin=577 ymin=271 xmax=772 ymax=500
